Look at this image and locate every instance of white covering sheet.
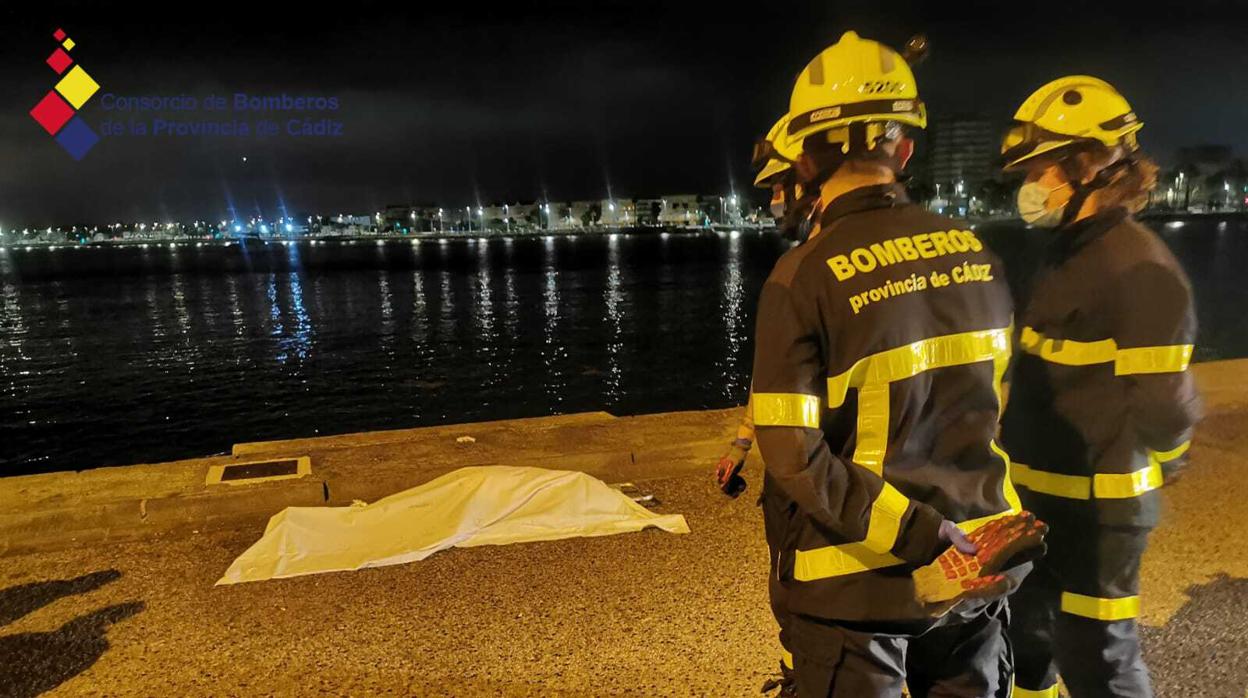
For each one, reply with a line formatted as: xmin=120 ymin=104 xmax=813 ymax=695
xmin=217 ymin=465 xmax=689 ymax=585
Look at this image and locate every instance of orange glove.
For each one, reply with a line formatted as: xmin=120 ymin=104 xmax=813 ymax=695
xmin=912 ymin=511 xmax=1048 ymax=610
xmin=715 ymin=438 xmax=751 ymax=498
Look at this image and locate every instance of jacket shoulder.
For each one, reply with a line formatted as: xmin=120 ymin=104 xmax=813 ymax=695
xmin=767 ymin=238 xmax=828 ymax=288
xmin=1102 ymin=216 xmax=1190 ymax=285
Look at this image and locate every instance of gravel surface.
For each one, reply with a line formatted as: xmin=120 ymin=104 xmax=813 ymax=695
xmin=1 ymin=402 xmax=1245 ymax=697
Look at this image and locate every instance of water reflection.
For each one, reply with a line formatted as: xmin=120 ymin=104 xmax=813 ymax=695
xmin=0 ymin=281 xmax=31 ymax=407
xmin=287 ymin=272 xmax=313 ymax=362
xmin=224 ymin=274 xmax=245 ymax=344
xmin=49 ymin=280 xmax=78 ymax=363
xmin=411 ymin=267 xmax=428 ymax=343
xmin=2 ymin=223 xmax=1245 ymax=475
xmin=265 ymin=274 xmax=287 ymax=362
xmin=169 ymin=274 xmax=193 ymax=365
xmin=377 ymin=271 xmax=394 ymax=364
xmin=145 ymin=278 xmax=165 ymax=345
xmin=542 ymin=236 xmax=567 ymax=410
xmin=475 ymin=240 xmax=499 ymax=399
xmin=604 ymin=233 xmax=624 ymax=405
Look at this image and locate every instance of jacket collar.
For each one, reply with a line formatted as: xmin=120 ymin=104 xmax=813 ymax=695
xmin=1049 ymin=205 xmax=1129 ymax=262
xmin=816 ymin=182 xmax=910 ymax=232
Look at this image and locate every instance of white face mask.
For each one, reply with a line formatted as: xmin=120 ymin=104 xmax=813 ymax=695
xmin=1017 ymin=180 xmax=1071 ymax=228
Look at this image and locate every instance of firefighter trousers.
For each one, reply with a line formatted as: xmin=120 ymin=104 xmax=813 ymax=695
xmin=1008 ymin=520 xmax=1153 ymax=698
xmin=786 ymin=599 xmax=1014 ymax=697
xmin=760 ymin=472 xmax=793 ymax=661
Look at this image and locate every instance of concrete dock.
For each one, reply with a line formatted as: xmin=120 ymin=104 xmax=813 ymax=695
xmin=1 ymin=361 xmax=1246 ymax=696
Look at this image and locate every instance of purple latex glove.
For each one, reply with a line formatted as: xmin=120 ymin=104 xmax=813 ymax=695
xmin=939 ymin=519 xmax=978 ymax=555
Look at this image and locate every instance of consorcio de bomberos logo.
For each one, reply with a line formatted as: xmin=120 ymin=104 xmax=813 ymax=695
xmin=29 ymin=27 xmax=101 ymax=161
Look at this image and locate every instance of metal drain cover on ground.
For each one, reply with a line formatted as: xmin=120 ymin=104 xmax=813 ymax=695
xmin=206 ymin=456 xmax=311 ymax=486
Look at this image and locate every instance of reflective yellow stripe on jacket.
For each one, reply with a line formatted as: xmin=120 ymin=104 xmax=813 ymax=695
xmin=768 ymin=327 xmax=1021 ymax=582
xmin=1012 ymin=439 xmax=1188 ymax=500
xmin=1061 ymin=591 xmax=1141 ymax=620
xmin=1012 ymin=684 xmax=1059 ymax=698
xmin=1019 ymin=326 xmax=1193 ymax=375
xmin=751 ymin=392 xmax=821 ymax=428
xmin=826 ymin=327 xmax=1014 ymax=474
xmin=792 ymin=503 xmax=1017 ymax=582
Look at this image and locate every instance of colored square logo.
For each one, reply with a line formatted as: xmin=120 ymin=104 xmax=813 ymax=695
xmin=53 ymin=28 xmax=66 ymax=41
xmin=55 ymin=65 xmax=98 ymax=109
xmin=54 ymin=117 xmax=99 ymax=161
xmin=47 ymin=47 xmax=73 ymax=74
xmin=62 ymin=38 xmax=75 ymax=51
xmin=30 ymin=90 xmax=74 ymax=135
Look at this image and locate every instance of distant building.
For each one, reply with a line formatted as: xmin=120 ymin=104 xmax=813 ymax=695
xmin=634 ymin=198 xmax=664 ymax=225
xmin=929 ymin=115 xmax=997 ymax=200
xmin=600 ymin=199 xmax=635 ymax=227
xmin=568 ymin=200 xmax=602 ymax=227
xmin=658 ymin=194 xmax=701 ymax=225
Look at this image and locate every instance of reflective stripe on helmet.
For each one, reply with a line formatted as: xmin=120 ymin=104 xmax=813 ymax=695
xmin=787 ymin=99 xmax=925 ymax=142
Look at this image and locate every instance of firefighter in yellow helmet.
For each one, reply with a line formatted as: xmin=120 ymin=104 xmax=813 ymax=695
xmin=998 ymin=77 xmax=1203 ymax=698
xmin=750 ymin=114 xmax=821 ymax=242
xmin=719 ymin=114 xmax=819 ymax=503
xmin=750 ymin=30 xmax=1045 ymax=696
xmin=714 ymin=113 xmax=824 ymax=697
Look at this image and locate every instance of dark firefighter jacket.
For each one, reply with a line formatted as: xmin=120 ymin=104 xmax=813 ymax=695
xmin=1000 ymin=206 xmax=1202 ymax=529
xmin=752 ymin=183 xmax=1021 ymax=623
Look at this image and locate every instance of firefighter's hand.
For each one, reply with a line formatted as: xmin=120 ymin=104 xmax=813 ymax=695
xmin=938 ymin=519 xmax=978 ymax=555
xmin=913 ymin=512 xmax=1048 ymax=611
xmin=715 ymin=439 xmax=750 ymax=498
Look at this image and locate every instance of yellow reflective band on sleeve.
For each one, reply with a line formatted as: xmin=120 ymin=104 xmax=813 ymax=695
xmin=792 ymin=542 xmax=903 ymax=581
xmin=1019 ymin=326 xmax=1116 ymax=366
xmin=1061 ymin=592 xmax=1140 ymax=621
xmin=792 ymin=504 xmax=1013 ymax=582
xmin=1020 ymin=326 xmax=1193 ymax=375
xmin=1011 ymin=463 xmax=1091 ymax=500
xmin=1150 ymin=440 xmax=1190 ymax=465
xmin=1093 ymin=464 xmax=1164 ymax=499
xmin=1115 ymin=344 xmax=1193 ymax=375
xmin=1012 ymin=683 xmax=1060 ymax=698
xmin=752 ymin=392 xmax=822 ymax=428
xmin=853 ymin=383 xmax=890 ymax=475
xmin=862 ymin=482 xmax=909 ymax=555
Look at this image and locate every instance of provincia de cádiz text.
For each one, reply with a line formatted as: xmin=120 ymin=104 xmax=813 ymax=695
xmin=96 ymin=92 xmax=345 ymax=138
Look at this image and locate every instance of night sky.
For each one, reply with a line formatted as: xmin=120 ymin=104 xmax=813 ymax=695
xmin=2 ymin=1 xmax=1247 ymax=226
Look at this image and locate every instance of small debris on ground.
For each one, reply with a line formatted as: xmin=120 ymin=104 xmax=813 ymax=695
xmin=611 ymin=482 xmax=662 ymax=508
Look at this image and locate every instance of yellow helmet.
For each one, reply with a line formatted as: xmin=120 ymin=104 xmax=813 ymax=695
xmin=1001 ymin=75 xmax=1143 ymax=171
xmin=784 ymin=31 xmax=926 ymax=151
xmin=752 ymin=114 xmax=803 ymax=188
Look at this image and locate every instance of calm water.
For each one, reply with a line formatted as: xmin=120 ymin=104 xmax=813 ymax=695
xmin=3 ymin=217 xmax=1246 ymax=475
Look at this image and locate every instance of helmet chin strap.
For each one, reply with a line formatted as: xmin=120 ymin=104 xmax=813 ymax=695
xmin=1056 ymin=153 xmax=1135 ymax=228
xmin=779 ymin=188 xmax=819 ymax=241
